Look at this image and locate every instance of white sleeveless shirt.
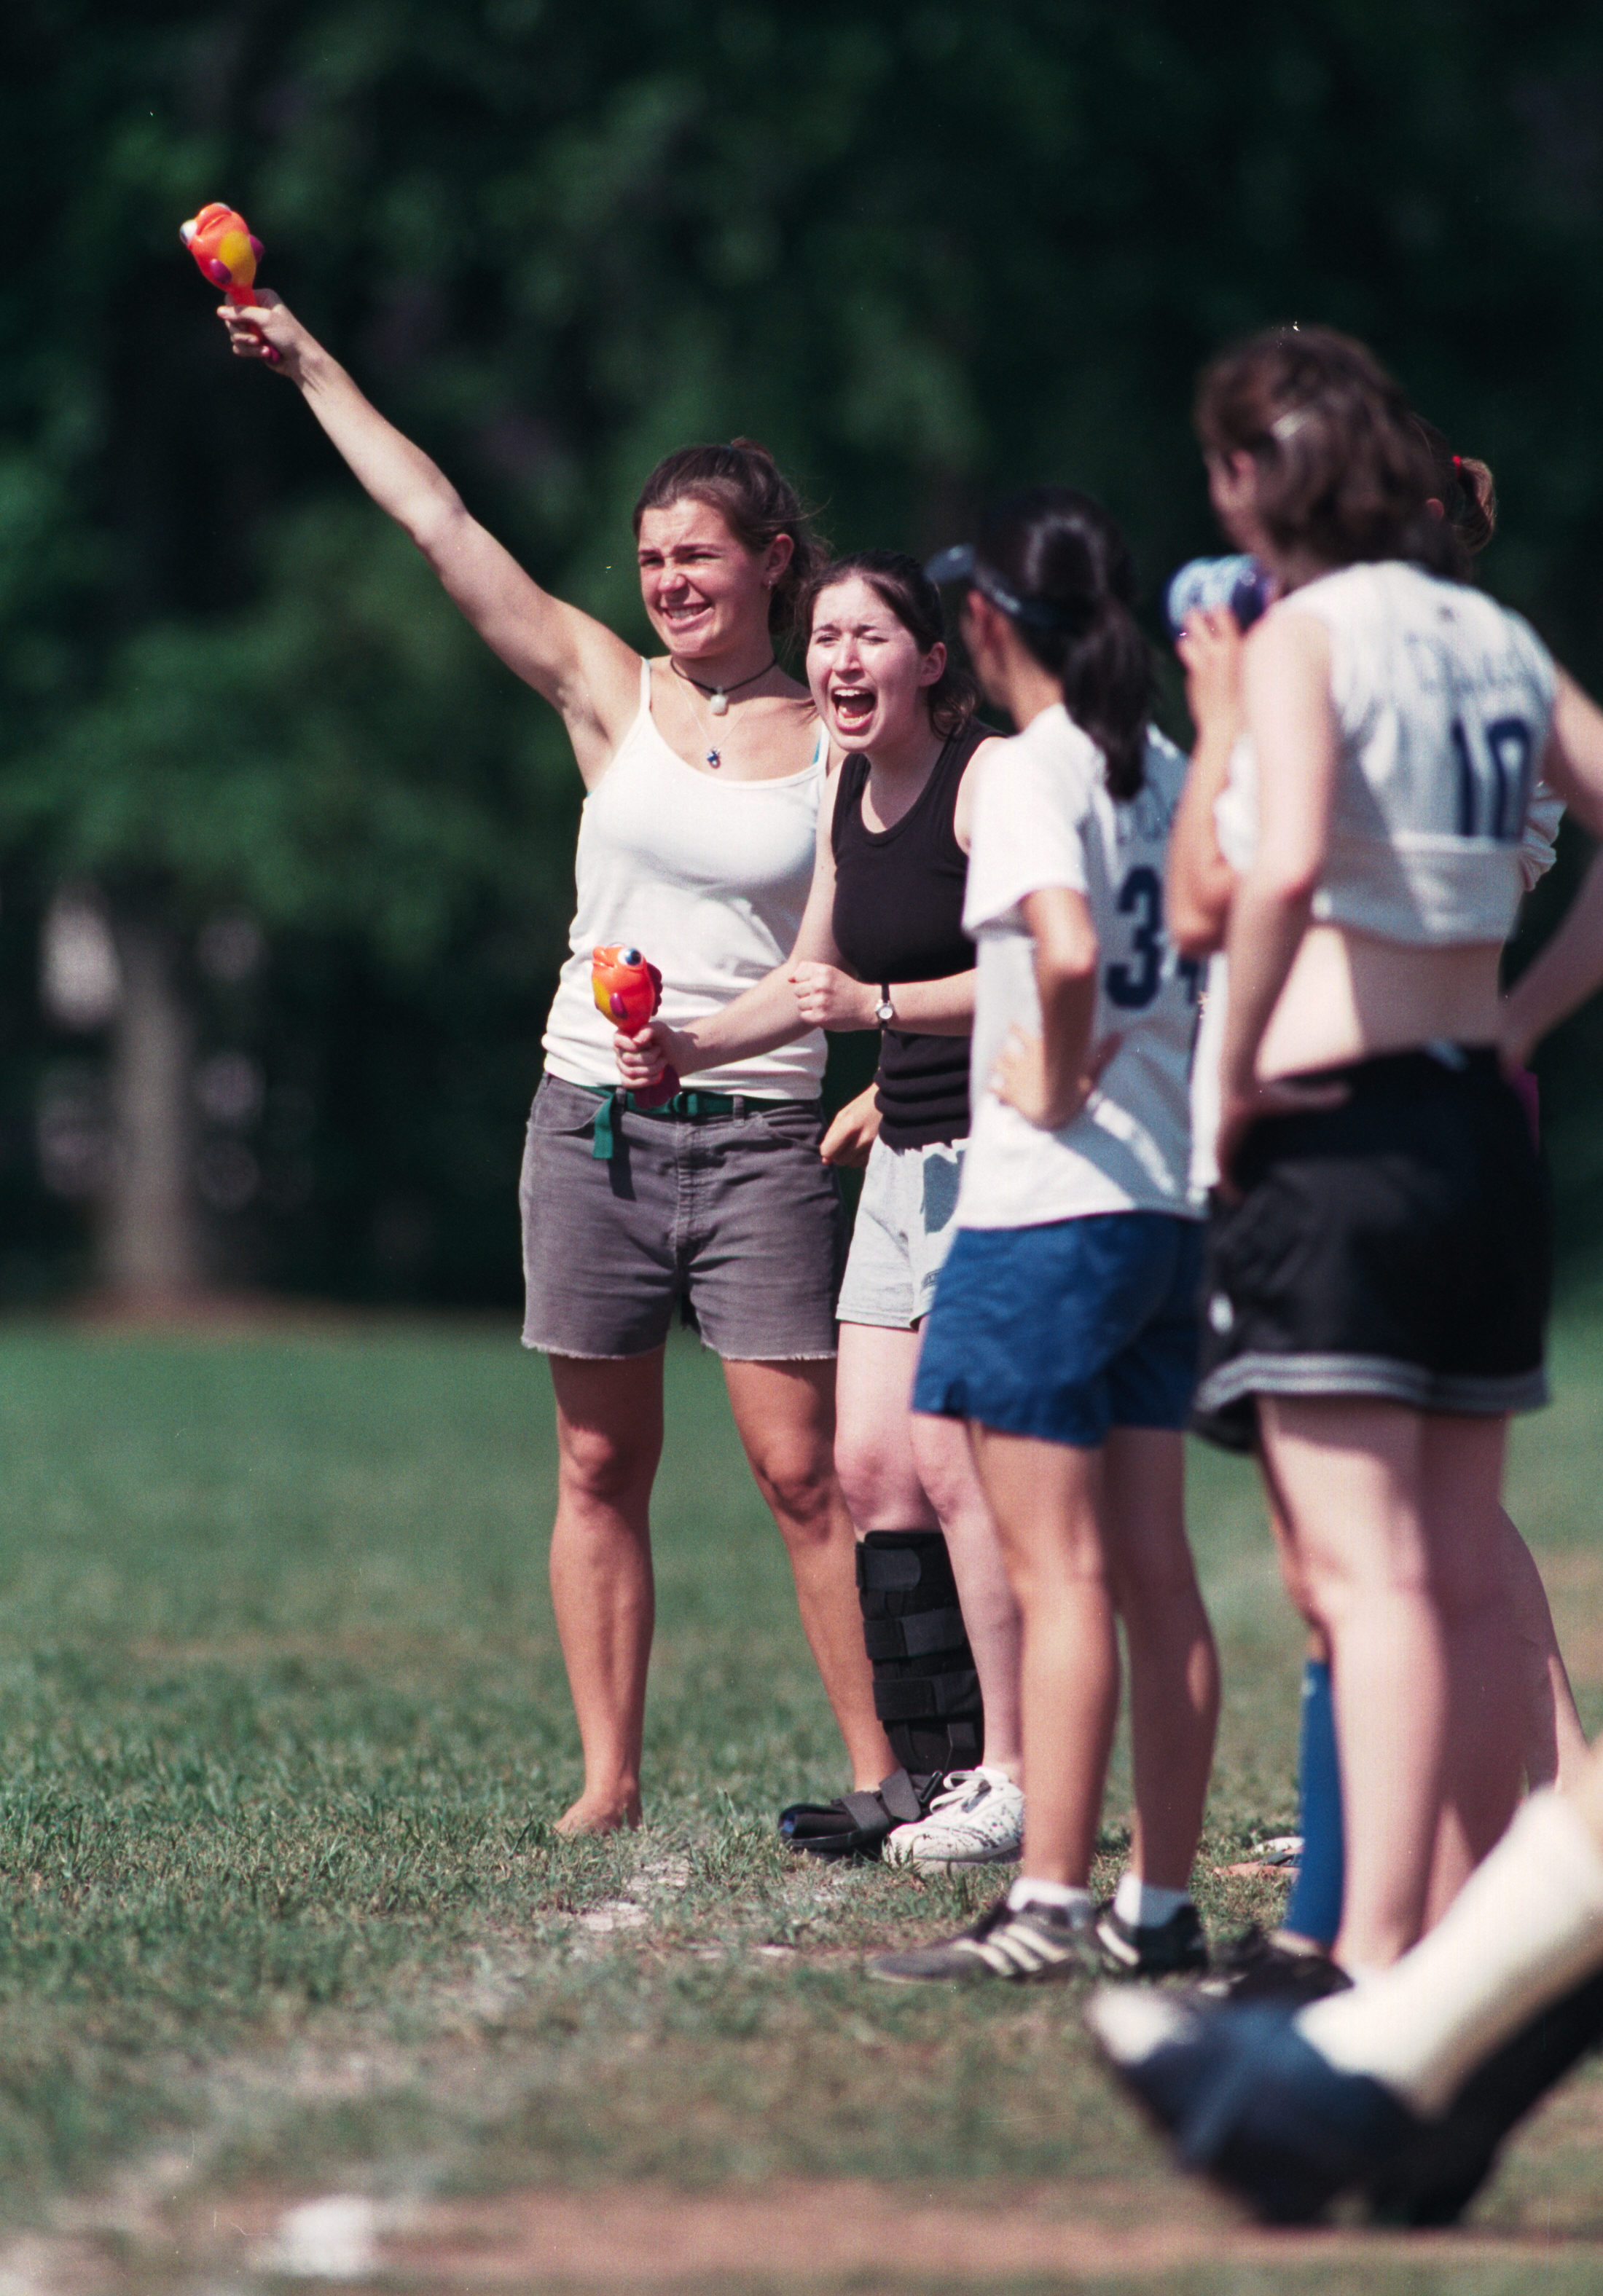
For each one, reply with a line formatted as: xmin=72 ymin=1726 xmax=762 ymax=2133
xmin=1279 ymin=561 xmax=1557 ymax=944
xmin=541 ymin=660 xmax=828 ymax=1098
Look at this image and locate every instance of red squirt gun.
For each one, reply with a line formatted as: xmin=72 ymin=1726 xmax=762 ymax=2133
xmin=592 ymin=946 xmax=680 ymax=1107
xmin=179 ymin=203 xmax=280 ymax=361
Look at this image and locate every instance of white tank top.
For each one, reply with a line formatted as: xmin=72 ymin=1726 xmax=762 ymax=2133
xmin=541 ymin=660 xmax=828 ymax=1097
xmin=1279 ymin=561 xmax=1557 ymax=945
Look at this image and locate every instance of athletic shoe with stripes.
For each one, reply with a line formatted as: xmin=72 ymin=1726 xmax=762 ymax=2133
xmin=882 ymin=1767 xmax=1024 ymax=1872
xmin=867 ymin=1892 xmax=1093 ymax=1985
xmin=1196 ymin=1924 xmax=1352 ymax=2006
xmin=1094 ymin=1899 xmax=1209 ymax=1978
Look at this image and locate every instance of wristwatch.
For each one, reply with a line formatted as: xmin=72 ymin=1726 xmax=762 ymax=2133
xmin=874 ymin=983 xmax=895 ymax=1026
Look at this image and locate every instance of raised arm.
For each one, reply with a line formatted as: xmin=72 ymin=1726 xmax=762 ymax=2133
xmin=221 ymin=295 xmax=639 ymax=784
xmin=1166 ymin=609 xmax=1246 ymax=956
xmin=1215 ymin=608 xmax=1341 ymax=1174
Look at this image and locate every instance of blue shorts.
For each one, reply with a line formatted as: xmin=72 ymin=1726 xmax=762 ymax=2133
xmin=912 ymin=1212 xmax=1204 ymax=1448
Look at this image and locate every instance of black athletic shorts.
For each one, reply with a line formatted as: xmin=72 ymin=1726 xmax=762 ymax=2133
xmin=1192 ymin=1044 xmax=1550 ymax=1453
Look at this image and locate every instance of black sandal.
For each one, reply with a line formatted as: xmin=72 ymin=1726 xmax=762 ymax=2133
xmin=778 ymin=1767 xmax=942 ymax=1861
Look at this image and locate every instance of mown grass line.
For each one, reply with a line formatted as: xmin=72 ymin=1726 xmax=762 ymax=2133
xmin=0 ymin=1316 xmax=1591 ymax=2259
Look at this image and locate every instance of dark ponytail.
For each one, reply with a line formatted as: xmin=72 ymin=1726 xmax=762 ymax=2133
xmin=632 ymin=438 xmax=827 ymax=640
xmin=973 ymin=487 xmax=1153 ymax=799
xmin=1411 ymin=413 xmax=1497 ymax=573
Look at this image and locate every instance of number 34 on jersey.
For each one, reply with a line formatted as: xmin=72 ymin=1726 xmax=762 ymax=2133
xmin=1104 ymin=862 xmax=1202 ymax=1012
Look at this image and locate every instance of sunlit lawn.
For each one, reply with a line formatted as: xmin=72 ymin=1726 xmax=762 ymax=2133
xmin=0 ymin=1306 xmax=1596 ymax=2286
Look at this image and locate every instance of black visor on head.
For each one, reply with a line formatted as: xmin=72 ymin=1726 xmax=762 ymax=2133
xmin=923 ymin=543 xmax=1091 ymax=637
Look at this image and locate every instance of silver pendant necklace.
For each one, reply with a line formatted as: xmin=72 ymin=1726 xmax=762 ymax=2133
xmin=670 ymin=655 xmax=777 ymax=766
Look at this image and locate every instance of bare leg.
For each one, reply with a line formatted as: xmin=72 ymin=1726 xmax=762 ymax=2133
xmin=1102 ymin=1427 xmax=1219 ymax=1892
xmin=834 ymin=1320 xmax=1022 ymax=1774
xmin=722 ymin=1356 xmax=892 ymax=1790
xmin=547 ymin=1350 xmax=665 ymax=1836
xmin=910 ymin=1409 xmax=1024 ymax=1776
xmin=1260 ymin=1399 xmax=1518 ymax=1969
xmin=969 ymin=1427 xmax=1116 ymax=1886
xmin=1422 ymin=1444 xmax=1533 ymax=1927
xmin=1498 ymin=1508 xmax=1588 ymax=1790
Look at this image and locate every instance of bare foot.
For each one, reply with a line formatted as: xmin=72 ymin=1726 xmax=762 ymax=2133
xmin=554 ymin=1795 xmax=643 ymax=1838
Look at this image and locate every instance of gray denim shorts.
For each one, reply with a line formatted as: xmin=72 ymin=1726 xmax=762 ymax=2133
xmin=520 ymin=1072 xmax=846 ymax=1361
xmin=835 ymin=1133 xmax=966 ymax=1330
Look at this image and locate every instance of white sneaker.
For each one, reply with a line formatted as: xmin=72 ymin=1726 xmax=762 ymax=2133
xmin=882 ymin=1767 xmax=1024 ymax=1871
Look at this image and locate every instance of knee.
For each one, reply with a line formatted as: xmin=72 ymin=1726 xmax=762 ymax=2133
xmin=753 ymin=1441 xmax=839 ymax=1538
xmin=559 ymin=1419 xmax=659 ymax=1509
xmin=833 ymin=1429 xmax=893 ymax=1528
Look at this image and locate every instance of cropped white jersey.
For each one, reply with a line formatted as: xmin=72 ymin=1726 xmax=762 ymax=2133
xmin=1186 ymin=739 xmax=1564 ymax=1198
xmin=957 ymin=706 xmax=1201 ymax=1232
xmin=1277 ymin=560 xmax=1557 ymax=945
xmin=541 ymin=661 xmax=827 ymax=1098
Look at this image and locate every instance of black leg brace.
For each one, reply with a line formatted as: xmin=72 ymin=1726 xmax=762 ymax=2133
xmin=858 ymin=1528 xmax=984 ymax=1774
xmin=776 ymin=1530 xmax=984 ymax=1860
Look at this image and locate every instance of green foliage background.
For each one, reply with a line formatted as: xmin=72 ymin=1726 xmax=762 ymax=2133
xmin=3 ymin=0 xmax=1603 ymax=1299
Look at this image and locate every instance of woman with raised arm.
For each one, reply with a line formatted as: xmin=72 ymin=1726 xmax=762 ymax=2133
xmin=220 ymin=297 xmax=890 ymax=1835
xmin=619 ymin=552 xmax=1026 ymax=1868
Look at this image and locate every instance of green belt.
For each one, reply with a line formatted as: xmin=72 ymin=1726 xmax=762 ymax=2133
xmin=579 ymin=1082 xmax=789 ymax=1161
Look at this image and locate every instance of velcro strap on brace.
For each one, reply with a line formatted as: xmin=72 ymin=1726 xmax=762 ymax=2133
xmin=872 ymin=1668 xmax=983 ymax=1723
xmin=857 ymin=1540 xmax=928 ymax=1595
xmin=861 ymin=1606 xmax=968 ymax=1662
xmin=875 ymin=1768 xmax=930 ymax=1825
xmin=836 ymin=1788 xmax=897 ymax=1833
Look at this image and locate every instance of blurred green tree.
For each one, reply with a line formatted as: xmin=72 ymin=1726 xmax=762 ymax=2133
xmin=2 ymin=0 xmax=1602 ymax=1297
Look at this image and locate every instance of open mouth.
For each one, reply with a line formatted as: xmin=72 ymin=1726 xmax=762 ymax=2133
xmin=829 ymin=685 xmax=877 ymax=734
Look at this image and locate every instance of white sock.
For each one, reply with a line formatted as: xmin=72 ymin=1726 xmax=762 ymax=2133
xmin=1297 ymin=1790 xmax=1603 ymax=2117
xmin=1008 ymin=1876 xmax=1094 ymax=1919
xmin=1113 ymin=1873 xmax=1191 ymax=1929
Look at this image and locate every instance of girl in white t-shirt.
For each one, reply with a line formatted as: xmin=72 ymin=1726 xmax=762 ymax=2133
xmin=869 ymin=488 xmax=1219 ymax=1986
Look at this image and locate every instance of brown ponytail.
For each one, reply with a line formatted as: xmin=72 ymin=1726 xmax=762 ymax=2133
xmin=1411 ymin=413 xmax=1497 ymax=571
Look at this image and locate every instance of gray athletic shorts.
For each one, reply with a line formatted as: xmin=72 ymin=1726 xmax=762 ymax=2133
xmin=835 ymin=1133 xmax=966 ymax=1330
xmin=520 ymin=1072 xmax=846 ymax=1361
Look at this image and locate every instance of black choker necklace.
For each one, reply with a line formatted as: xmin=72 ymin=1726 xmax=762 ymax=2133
xmin=671 ymin=656 xmax=777 ymax=718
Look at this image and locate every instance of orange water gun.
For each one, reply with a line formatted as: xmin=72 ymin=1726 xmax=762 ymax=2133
xmin=592 ymin=945 xmax=679 ymax=1106
xmin=180 ymin=203 xmax=280 ymax=362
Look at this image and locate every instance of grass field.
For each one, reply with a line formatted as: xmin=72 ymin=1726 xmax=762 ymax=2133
xmin=0 ymin=1308 xmax=1598 ymax=2292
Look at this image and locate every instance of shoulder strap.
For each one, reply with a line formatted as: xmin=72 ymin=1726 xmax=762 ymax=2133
xmin=831 ymin=749 xmax=869 ymax=862
xmin=639 ymin=656 xmax=653 ymax=712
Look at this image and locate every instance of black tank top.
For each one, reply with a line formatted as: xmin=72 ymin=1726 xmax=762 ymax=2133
xmin=830 ymin=723 xmax=987 ymax=1149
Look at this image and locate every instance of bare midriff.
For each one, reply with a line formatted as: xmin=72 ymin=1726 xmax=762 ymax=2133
xmin=1257 ymin=924 xmax=1504 ymax=1082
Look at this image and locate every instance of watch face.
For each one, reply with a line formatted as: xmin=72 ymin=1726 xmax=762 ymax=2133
xmin=875 ymin=997 xmax=894 ymax=1024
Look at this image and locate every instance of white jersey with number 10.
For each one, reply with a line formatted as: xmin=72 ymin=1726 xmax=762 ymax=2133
xmin=956 ymin=704 xmax=1200 ymax=1232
